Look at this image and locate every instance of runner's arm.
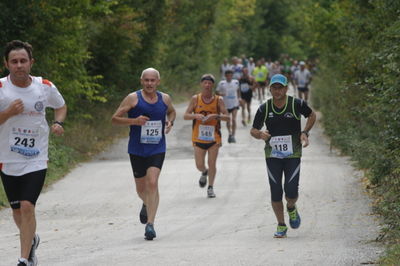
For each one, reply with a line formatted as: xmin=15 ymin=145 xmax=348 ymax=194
xmin=215 ymin=82 xmax=225 ymax=96
xmin=51 ymin=104 xmax=67 ymax=136
xmin=300 ymin=111 xmax=316 ymax=147
xmin=216 ymin=98 xmax=230 ymax=122
xmin=111 ymin=93 xmax=148 ymax=126
xmin=0 ymin=99 xmax=24 ymax=125
xmin=183 ymin=96 xmax=204 ymax=121
xmin=250 ymin=104 xmax=270 ymax=140
xmin=163 ymin=93 xmax=176 ymax=134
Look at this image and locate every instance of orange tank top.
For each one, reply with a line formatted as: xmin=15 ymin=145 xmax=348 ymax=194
xmin=192 ymin=94 xmax=222 ymax=144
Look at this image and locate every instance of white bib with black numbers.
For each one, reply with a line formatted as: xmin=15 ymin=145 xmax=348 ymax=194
xmin=9 ymin=126 xmax=41 ymax=158
xmin=269 ymin=135 xmax=293 ymax=158
xmin=240 ymin=83 xmax=250 ymax=93
xmin=140 ymin=120 xmax=162 ymax=144
xmin=198 ymin=125 xmax=215 ymax=141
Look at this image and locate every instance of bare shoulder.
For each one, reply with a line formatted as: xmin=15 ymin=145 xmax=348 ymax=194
xmin=161 ymin=92 xmax=172 ymax=104
xmin=121 ymin=92 xmax=138 ymax=108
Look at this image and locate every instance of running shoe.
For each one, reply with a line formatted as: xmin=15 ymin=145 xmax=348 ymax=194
xmin=199 ymin=169 xmax=208 ymax=188
xmin=228 ymin=135 xmax=233 ymax=143
xmin=28 ymin=234 xmax=39 ymax=266
xmin=273 ymin=225 xmax=288 ymax=238
xmin=230 ymin=136 xmax=236 ymax=143
xmin=207 ymin=186 xmax=216 ymax=198
xmin=242 ymin=120 xmax=246 ymax=126
xmin=144 ymin=223 xmax=156 ymax=240
xmin=17 ymin=258 xmax=29 ymax=266
xmin=288 ymin=205 xmax=301 ymax=229
xmin=140 ymin=204 xmax=148 ymax=224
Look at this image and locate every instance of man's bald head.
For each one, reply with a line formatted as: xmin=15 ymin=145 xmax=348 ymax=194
xmin=141 ymin=68 xmax=160 ymax=80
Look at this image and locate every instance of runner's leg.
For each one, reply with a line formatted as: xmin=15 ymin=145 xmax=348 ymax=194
xmin=283 ymin=158 xmax=301 ymax=208
xmin=246 ymin=101 xmax=251 ymax=122
xmin=207 ymin=144 xmax=219 ymax=186
xmin=194 ymin=146 xmax=207 ymax=173
xmin=134 ymin=178 xmax=146 ymax=204
xmin=231 ymin=108 xmax=238 ymax=137
xmin=267 ymin=158 xmax=285 ymax=224
xmin=240 ymin=100 xmax=246 ymax=125
xmin=304 ymin=90 xmax=309 ymax=102
xmin=226 ymin=112 xmax=232 ymax=136
xmin=18 ymin=201 xmax=36 ymax=259
xmin=145 ymin=167 xmax=161 ymax=224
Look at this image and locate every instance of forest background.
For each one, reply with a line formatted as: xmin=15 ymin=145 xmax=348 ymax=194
xmin=0 ymin=0 xmax=399 ymax=263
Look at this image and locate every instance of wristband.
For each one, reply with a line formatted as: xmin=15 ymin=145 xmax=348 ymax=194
xmin=301 ymin=130 xmax=309 ymax=137
xmin=53 ymin=121 xmax=64 ymax=127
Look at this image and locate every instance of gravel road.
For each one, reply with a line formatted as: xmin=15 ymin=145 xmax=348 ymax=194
xmin=0 ymin=96 xmax=383 ymax=266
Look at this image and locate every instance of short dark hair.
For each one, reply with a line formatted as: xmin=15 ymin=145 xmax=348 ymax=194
xmin=4 ymin=40 xmax=33 ymax=61
xmin=225 ymin=70 xmax=233 ymax=75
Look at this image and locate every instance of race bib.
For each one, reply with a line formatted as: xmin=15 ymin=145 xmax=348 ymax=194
xmin=257 ymin=72 xmax=264 ymax=78
xmin=240 ymin=83 xmax=250 ymax=93
xmin=9 ymin=127 xmax=40 ymax=158
xmin=140 ymin=120 xmax=162 ymax=144
xmin=198 ymin=125 xmax=215 ymax=141
xmin=269 ymin=135 xmax=293 ymax=158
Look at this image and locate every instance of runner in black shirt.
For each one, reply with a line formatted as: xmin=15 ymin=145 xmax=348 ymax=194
xmin=238 ymin=67 xmax=254 ymax=126
xmin=250 ymin=74 xmax=316 ymax=238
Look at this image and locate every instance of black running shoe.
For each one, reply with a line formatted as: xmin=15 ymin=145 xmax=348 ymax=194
xmin=140 ymin=204 xmax=148 ymax=224
xmin=144 ymin=223 xmax=156 ymax=240
xmin=199 ymin=170 xmax=208 ymax=188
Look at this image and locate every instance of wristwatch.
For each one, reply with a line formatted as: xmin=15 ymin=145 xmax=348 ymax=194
xmin=301 ymin=130 xmax=309 ymax=137
xmin=53 ymin=121 xmax=64 ymax=127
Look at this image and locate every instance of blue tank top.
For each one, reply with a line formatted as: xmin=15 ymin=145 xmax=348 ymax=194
xmin=127 ymin=90 xmax=168 ymax=156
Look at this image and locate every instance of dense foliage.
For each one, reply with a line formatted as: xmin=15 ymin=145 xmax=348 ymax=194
xmin=300 ymin=0 xmax=400 ymax=261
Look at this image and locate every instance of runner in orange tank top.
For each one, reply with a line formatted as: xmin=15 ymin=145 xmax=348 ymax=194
xmin=184 ymin=74 xmax=229 ymax=198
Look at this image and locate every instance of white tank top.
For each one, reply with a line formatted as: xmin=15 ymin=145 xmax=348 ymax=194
xmin=0 ymin=76 xmax=65 ymax=174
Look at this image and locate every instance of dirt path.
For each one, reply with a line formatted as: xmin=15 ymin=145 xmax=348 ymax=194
xmin=0 ymin=97 xmax=383 ymax=265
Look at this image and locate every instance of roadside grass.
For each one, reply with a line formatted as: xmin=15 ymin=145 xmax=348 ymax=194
xmin=380 ymin=244 xmax=400 ymax=265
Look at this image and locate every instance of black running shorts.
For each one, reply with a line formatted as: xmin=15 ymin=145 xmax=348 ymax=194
xmin=297 ymin=86 xmax=309 ymax=92
xmin=240 ymin=90 xmax=253 ymax=103
xmin=0 ymin=169 xmax=47 ymax=209
xmin=193 ymin=142 xmax=218 ymax=150
xmin=129 ymin=153 xmax=165 ymax=178
xmin=227 ymin=106 xmax=239 ymax=113
xmin=266 ymin=158 xmax=300 ymax=202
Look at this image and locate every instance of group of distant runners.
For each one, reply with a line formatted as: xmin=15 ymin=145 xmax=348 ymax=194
xmin=1 ymin=40 xmax=316 ymax=266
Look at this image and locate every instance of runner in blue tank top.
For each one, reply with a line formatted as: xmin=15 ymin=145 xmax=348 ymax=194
xmin=112 ymin=68 xmax=176 ymax=240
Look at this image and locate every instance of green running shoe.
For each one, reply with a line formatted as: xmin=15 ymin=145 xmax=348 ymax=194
xmin=274 ymin=225 xmax=288 ymax=238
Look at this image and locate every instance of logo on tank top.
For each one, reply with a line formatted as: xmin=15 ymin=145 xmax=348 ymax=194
xmin=34 ymin=101 xmax=44 ymax=112
xmin=268 ymin=112 xmax=274 ymax=118
xmin=284 ymin=112 xmax=294 ymax=118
